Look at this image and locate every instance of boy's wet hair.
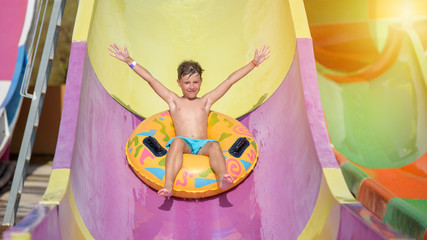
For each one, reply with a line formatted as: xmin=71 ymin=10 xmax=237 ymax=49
xmin=177 ymin=61 xmax=204 ymax=80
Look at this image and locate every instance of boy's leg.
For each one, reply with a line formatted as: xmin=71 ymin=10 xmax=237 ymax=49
xmin=198 ymin=142 xmax=234 ymax=190
xmin=158 ymin=138 xmax=191 ymax=197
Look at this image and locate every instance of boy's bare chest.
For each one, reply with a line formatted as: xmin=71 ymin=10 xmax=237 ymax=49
xmin=170 ymin=98 xmax=207 ymax=118
xmin=173 ymin=101 xmax=208 ymax=117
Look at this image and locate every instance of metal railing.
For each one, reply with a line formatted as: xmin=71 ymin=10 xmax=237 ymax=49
xmin=2 ymin=0 xmax=66 ymax=227
xmin=20 ymin=0 xmax=50 ymax=99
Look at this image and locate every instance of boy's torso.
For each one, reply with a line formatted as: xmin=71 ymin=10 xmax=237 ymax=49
xmin=169 ymin=97 xmax=210 ymax=140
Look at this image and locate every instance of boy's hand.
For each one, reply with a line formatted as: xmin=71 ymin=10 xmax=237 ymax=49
xmin=108 ymin=43 xmax=131 ymax=63
xmin=253 ymin=45 xmax=271 ymax=66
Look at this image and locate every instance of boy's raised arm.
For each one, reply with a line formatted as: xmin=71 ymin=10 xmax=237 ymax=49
xmin=203 ymin=45 xmax=270 ymax=106
xmin=108 ymin=43 xmax=177 ymax=104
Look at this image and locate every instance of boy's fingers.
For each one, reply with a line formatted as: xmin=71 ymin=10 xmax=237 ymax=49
xmin=263 ymin=46 xmax=270 ymax=53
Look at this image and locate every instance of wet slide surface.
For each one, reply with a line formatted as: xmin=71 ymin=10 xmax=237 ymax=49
xmin=305 ymin=0 xmax=427 ymax=238
xmin=3 ymin=0 xmax=412 ymax=239
xmin=59 ymin=1 xmax=325 ymax=237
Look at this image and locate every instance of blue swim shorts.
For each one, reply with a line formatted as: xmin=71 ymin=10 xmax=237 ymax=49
xmin=166 ymin=136 xmax=219 ymax=155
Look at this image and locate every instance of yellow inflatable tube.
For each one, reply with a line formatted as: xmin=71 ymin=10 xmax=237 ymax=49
xmin=126 ymin=111 xmax=258 ymax=198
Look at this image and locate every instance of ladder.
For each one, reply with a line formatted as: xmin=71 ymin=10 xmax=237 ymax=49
xmin=2 ymin=0 xmax=66 ymax=227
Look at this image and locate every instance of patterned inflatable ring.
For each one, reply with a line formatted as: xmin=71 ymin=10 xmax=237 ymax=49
xmin=126 ymin=111 xmax=258 ymax=198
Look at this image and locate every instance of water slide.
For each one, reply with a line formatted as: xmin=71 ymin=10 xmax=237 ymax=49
xmin=0 ymin=0 xmax=35 ymax=164
xmin=305 ymin=0 xmax=427 ymax=239
xmin=3 ymin=0 xmax=413 ymax=239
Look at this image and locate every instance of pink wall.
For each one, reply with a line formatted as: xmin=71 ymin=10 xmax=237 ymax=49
xmin=0 ymin=0 xmax=27 ymax=80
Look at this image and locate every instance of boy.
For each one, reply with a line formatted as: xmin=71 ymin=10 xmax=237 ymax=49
xmin=109 ymin=43 xmax=270 ymax=198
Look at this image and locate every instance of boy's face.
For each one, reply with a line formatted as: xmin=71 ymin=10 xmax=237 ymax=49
xmin=177 ymin=73 xmax=202 ymax=100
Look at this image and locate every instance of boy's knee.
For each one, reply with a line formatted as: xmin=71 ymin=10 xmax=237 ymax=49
xmin=170 ymin=138 xmax=186 ymax=149
xmin=207 ymin=141 xmax=221 ymax=153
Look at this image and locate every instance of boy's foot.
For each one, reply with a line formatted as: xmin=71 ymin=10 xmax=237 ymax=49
xmin=158 ymin=187 xmax=173 ymax=198
xmin=220 ymin=174 xmax=234 ymax=190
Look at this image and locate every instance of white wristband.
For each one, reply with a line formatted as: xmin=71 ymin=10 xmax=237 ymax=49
xmin=129 ymin=60 xmax=137 ymax=69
